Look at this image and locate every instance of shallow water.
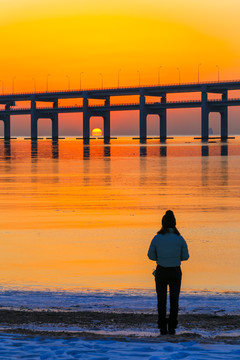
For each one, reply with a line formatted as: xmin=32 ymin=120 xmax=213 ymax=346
xmin=0 ymin=137 xmax=239 ymax=291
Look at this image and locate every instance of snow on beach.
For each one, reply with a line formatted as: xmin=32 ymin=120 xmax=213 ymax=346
xmin=0 ymin=333 xmax=240 ymax=360
xmin=0 ymin=288 xmax=239 ymax=314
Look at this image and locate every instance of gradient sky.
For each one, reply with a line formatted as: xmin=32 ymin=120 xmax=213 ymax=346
xmin=1 ymin=0 xmax=240 ymax=135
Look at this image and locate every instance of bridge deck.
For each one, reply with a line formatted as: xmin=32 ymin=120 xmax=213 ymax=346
xmin=0 ymin=80 xmax=240 ymax=102
xmin=0 ymin=98 xmax=240 ymax=115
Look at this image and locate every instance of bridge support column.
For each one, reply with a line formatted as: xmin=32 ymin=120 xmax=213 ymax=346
xmin=3 ymin=105 xmax=11 ymax=140
xmin=83 ymin=96 xmax=90 ymax=139
xmin=221 ymin=91 xmax=228 ymax=141
xmin=4 ymin=117 xmax=10 ymax=140
xmin=201 ymin=90 xmax=209 ymax=141
xmin=160 ymin=94 xmax=167 ymax=141
xmin=31 ymin=100 xmax=38 ymax=140
xmin=4 ymin=104 xmax=10 ymax=140
xmin=139 ymin=93 xmax=147 ymax=142
xmin=104 ymin=98 xmax=110 ymax=142
xmin=52 ymin=101 xmax=58 ymax=140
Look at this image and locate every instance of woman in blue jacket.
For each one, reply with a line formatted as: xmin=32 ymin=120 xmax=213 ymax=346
xmin=147 ymin=210 xmax=189 ymax=335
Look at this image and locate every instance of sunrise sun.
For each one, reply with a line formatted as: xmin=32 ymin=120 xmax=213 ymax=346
xmin=92 ymin=128 xmax=103 ymax=137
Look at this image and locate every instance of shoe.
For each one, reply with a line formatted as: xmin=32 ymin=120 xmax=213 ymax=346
xmin=168 ymin=318 xmax=177 ymax=335
xmin=160 ymin=327 xmax=168 ymax=335
xmin=168 ymin=327 xmax=175 ymax=335
xmin=159 ymin=320 xmax=168 ymax=335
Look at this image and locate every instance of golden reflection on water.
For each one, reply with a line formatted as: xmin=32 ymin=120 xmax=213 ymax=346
xmin=0 ymin=137 xmax=239 ymax=291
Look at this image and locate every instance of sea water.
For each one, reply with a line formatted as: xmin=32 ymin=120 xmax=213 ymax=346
xmin=0 ymin=137 xmax=239 ymax=294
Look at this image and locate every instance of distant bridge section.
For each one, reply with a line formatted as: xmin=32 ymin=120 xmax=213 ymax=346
xmin=0 ymin=80 xmax=240 ymax=141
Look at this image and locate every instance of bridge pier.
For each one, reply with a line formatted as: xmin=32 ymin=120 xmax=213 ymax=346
xmin=160 ymin=94 xmax=167 ymax=141
xmin=104 ymin=98 xmax=110 ymax=142
xmin=4 ymin=117 xmax=10 ymax=140
xmin=3 ymin=104 xmax=11 ymax=140
xmin=221 ymin=91 xmax=228 ymax=141
xmin=220 ymin=109 xmax=228 ymax=140
xmin=83 ymin=95 xmax=90 ymax=139
xmin=52 ymin=115 xmax=58 ymax=140
xmin=201 ymin=90 xmax=209 ymax=141
xmin=52 ymin=101 xmax=58 ymax=140
xmin=139 ymin=93 xmax=147 ymax=142
xmin=31 ymin=100 xmax=38 ymax=140
xmin=159 ymin=110 xmax=167 ymax=141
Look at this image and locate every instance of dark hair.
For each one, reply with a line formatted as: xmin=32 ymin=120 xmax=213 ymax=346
xmin=157 ymin=210 xmax=180 ymax=235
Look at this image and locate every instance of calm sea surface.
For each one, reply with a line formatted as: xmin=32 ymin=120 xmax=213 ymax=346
xmin=0 ymin=137 xmax=239 ymax=292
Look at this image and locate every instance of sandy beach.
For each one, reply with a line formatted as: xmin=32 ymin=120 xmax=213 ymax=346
xmin=0 ymin=309 xmax=239 ymax=344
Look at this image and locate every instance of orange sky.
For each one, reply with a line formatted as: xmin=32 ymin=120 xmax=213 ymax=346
xmin=1 ymin=0 xmax=240 ymax=135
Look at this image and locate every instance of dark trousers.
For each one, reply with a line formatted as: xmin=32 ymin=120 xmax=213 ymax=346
xmin=155 ymin=265 xmax=182 ymax=329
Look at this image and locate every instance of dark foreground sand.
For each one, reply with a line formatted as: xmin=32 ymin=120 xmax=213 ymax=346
xmin=0 ymin=309 xmax=239 ymax=344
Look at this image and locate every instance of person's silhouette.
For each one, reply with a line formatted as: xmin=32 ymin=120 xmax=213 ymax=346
xmin=147 ymin=210 xmax=189 ymax=335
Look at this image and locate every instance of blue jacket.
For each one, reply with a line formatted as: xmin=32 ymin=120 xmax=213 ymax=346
xmin=148 ymin=231 xmax=189 ymax=267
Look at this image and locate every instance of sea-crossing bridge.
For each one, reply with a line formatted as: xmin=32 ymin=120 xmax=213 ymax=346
xmin=0 ymin=80 xmax=240 ymax=141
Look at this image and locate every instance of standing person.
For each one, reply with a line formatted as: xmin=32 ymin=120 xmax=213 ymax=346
xmin=147 ymin=210 xmax=189 ymax=335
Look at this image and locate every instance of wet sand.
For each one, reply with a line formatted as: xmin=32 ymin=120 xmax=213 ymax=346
xmin=0 ymin=309 xmax=239 ymax=343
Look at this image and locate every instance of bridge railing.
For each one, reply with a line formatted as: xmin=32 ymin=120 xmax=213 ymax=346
xmin=1 ymin=79 xmax=240 ymax=97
